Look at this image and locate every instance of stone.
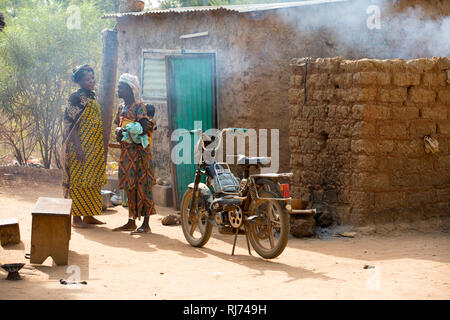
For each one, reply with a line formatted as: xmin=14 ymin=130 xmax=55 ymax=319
xmin=315 ymin=210 xmax=334 ymax=227
xmin=290 ymin=215 xmax=315 ymax=238
xmin=161 ymin=214 xmax=180 ymax=226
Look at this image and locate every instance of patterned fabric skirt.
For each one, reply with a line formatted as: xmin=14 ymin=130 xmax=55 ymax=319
xmin=69 ymin=186 xmax=102 ymax=216
xmin=119 ymin=142 xmax=156 ymax=220
xmin=64 ymin=98 xmax=106 ymax=216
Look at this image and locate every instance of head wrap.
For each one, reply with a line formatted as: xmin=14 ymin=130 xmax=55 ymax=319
xmin=72 ymin=64 xmax=94 ymax=83
xmin=119 ymin=73 xmax=141 ymax=101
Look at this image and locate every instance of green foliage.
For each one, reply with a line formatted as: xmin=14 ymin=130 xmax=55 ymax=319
xmin=0 ymin=1 xmax=110 ymax=167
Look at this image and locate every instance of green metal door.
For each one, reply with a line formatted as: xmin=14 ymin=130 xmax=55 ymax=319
xmin=166 ymin=53 xmax=217 ymax=209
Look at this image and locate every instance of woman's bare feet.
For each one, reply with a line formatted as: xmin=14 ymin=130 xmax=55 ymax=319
xmin=130 ymin=226 xmax=151 ymax=234
xmin=72 ymin=216 xmax=90 ymax=228
xmin=112 ymin=219 xmax=137 ymax=232
xmin=83 ymin=216 xmax=106 ymax=225
xmin=130 ymin=216 xmax=151 ymax=234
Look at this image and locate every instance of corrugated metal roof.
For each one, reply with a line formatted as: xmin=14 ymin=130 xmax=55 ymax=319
xmin=103 ymin=0 xmax=348 ymax=18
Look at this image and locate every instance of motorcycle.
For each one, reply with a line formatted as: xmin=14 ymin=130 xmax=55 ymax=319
xmin=180 ymin=128 xmax=314 ymax=259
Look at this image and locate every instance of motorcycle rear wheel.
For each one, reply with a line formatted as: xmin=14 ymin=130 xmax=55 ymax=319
xmin=180 ymin=188 xmax=213 ymax=247
xmin=247 ymin=190 xmax=289 ymax=259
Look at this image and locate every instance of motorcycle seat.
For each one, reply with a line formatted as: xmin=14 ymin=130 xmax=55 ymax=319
xmin=236 ymin=154 xmax=271 ymax=166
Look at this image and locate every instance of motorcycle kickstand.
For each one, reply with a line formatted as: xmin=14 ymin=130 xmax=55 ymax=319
xmin=244 ymin=225 xmax=252 ymax=256
xmin=231 ymin=228 xmax=239 ymax=256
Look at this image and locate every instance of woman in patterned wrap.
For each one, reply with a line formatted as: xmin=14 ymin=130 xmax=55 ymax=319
xmin=62 ymin=65 xmax=107 ymax=228
xmin=112 ymin=73 xmax=156 ymax=234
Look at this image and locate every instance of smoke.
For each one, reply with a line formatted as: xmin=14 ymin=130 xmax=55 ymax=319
xmin=274 ymin=0 xmax=450 ymax=59
xmin=383 ymin=4 xmax=450 ymax=58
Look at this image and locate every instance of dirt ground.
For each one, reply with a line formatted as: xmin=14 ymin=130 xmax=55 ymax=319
xmin=0 ymin=182 xmax=449 ymax=300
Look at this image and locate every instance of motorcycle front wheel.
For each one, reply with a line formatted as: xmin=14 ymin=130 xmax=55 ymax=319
xmin=246 ymin=190 xmax=289 ymax=259
xmin=180 ymin=188 xmax=213 ymax=247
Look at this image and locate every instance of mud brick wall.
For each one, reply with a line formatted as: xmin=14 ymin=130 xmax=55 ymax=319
xmin=289 ymin=57 xmax=450 ymax=226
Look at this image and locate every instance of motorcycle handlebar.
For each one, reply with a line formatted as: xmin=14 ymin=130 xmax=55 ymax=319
xmin=190 ymin=128 xmax=250 ymax=152
xmin=189 ymin=128 xmax=248 ymax=135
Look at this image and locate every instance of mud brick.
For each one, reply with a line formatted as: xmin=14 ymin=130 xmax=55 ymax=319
xmin=375 ymin=192 xmax=406 ymax=209
xmin=353 ymin=72 xmax=378 ymax=86
xmin=392 ymin=107 xmax=420 ymax=120
xmin=422 ymin=107 xmax=447 ymax=120
xmin=351 ymin=104 xmax=365 ymax=119
xmin=393 ymin=140 xmax=425 ymax=157
xmin=295 ymin=75 xmax=304 ymax=87
xmin=288 ymin=88 xmax=304 ymax=104
xmin=403 ymin=157 xmax=435 ymax=173
xmin=355 ymin=88 xmax=377 ymax=102
xmin=437 ymin=121 xmax=450 ymax=135
xmin=407 ymin=190 xmax=436 ymax=206
xmin=422 ymin=73 xmax=447 ymax=87
xmin=306 ymin=73 xmax=328 ymax=88
xmin=351 ymin=139 xmax=376 ymax=154
xmin=408 ymin=87 xmax=436 ymax=103
xmin=438 ymin=89 xmax=450 ymax=104
xmin=393 ymin=73 xmax=421 ymax=86
xmin=376 ymin=72 xmax=391 ymax=85
xmin=436 ymin=187 xmax=450 ymax=202
xmin=349 ymin=191 xmax=374 ymax=209
xmin=364 ymin=105 xmax=391 ymax=120
xmin=409 ymin=119 xmax=437 ymax=136
xmin=352 ymin=172 xmax=390 ymax=191
xmin=389 ymin=88 xmax=408 ymax=102
xmin=406 ymin=59 xmax=436 ymax=73
xmin=332 ymin=73 xmax=353 ymax=88
xmin=378 ymin=122 xmax=408 ymax=138
xmin=437 ymin=156 xmax=450 ymax=169
xmin=377 ymin=140 xmax=395 ymax=153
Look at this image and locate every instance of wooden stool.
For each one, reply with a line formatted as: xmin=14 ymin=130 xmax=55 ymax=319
xmin=0 ymin=217 xmax=20 ymax=246
xmin=30 ymin=197 xmax=72 ymax=266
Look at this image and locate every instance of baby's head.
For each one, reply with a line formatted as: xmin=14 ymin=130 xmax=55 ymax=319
xmin=145 ymin=104 xmax=157 ymax=131
xmin=145 ymin=104 xmax=155 ymax=118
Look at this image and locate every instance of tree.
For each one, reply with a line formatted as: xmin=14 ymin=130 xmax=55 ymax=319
xmin=0 ymin=2 xmax=110 ymax=168
xmin=0 ymin=12 xmax=5 ymax=31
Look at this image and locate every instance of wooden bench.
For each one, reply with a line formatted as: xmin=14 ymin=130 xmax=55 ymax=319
xmin=0 ymin=217 xmax=20 ymax=246
xmin=30 ymin=197 xmax=72 ymax=266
